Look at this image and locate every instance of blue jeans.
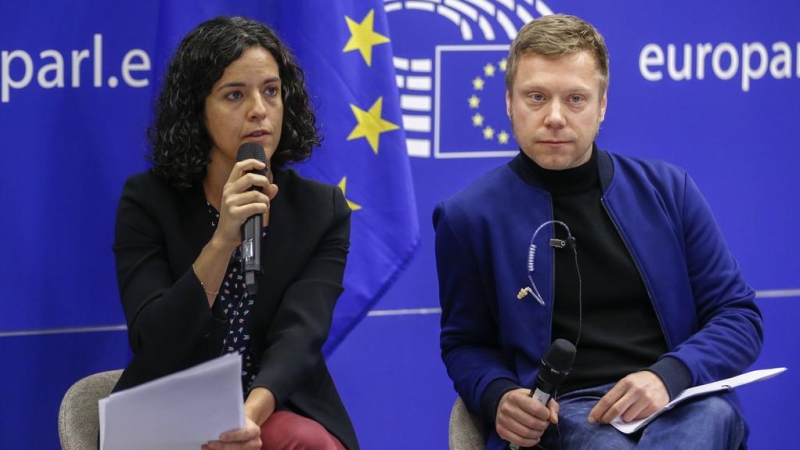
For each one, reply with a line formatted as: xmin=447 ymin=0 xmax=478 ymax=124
xmin=537 ymin=382 xmax=744 ymax=450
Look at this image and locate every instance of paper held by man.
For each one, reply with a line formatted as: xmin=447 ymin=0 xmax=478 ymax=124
xmin=99 ymin=353 xmax=245 ymax=450
xmin=611 ymin=367 xmax=787 ymax=434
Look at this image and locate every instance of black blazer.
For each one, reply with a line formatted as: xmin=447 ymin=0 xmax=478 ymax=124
xmin=111 ymin=168 xmax=358 ymax=449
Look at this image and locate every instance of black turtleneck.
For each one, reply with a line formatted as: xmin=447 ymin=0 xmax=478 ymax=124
xmin=512 ymin=148 xmax=680 ymax=395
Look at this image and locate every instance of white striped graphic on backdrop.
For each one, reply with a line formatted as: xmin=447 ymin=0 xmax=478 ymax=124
xmin=1 ymin=289 xmax=796 ymax=337
xmin=384 ymin=0 xmax=553 ymax=158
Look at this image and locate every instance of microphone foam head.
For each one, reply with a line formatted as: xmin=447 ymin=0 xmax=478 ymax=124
xmin=236 ymin=142 xmax=267 ymax=164
xmin=543 ymin=338 xmax=576 ymax=373
xmin=535 ymin=339 xmax=576 ymax=392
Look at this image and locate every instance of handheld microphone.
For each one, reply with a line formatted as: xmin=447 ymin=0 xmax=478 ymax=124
xmin=236 ymin=142 xmax=268 ymax=296
xmin=530 ymin=338 xmax=576 ymax=403
xmin=509 ymin=339 xmax=576 ymax=450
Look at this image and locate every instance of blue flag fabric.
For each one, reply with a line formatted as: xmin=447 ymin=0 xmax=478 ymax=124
xmin=153 ymin=1 xmax=420 ymax=355
xmin=270 ymin=4 xmax=420 ymax=354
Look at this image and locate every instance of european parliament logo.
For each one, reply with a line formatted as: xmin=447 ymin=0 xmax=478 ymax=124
xmin=384 ymin=0 xmax=554 ymax=158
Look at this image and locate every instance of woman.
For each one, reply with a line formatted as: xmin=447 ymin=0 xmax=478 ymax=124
xmin=112 ymin=16 xmax=357 ymax=450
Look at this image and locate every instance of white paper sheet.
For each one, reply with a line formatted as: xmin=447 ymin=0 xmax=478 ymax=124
xmin=99 ymin=353 xmax=245 ymax=450
xmin=611 ymin=367 xmax=787 ymax=434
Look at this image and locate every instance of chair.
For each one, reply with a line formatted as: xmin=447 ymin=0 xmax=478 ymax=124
xmin=58 ymin=369 xmax=123 ymax=450
xmin=449 ymin=396 xmax=486 ymax=450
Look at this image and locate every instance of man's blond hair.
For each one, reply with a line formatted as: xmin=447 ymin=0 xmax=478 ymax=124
xmin=505 ymin=14 xmax=609 ymax=94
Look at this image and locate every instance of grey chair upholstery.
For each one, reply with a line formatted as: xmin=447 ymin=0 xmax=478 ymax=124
xmin=449 ymin=396 xmax=486 ymax=450
xmin=58 ymin=369 xmax=123 ymax=450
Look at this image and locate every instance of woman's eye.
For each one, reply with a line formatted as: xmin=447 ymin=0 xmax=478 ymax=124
xmin=225 ymin=91 xmax=242 ymax=100
xmin=265 ymin=86 xmax=279 ymax=96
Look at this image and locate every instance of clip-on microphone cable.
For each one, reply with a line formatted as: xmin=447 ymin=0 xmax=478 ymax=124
xmin=517 ymin=220 xmax=583 ymax=347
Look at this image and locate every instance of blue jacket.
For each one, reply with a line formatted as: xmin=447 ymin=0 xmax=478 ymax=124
xmin=434 ymin=150 xmax=763 ymax=448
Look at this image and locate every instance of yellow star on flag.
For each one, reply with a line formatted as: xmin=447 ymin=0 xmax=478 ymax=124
xmin=498 ymin=130 xmax=510 ymax=144
xmin=347 ymin=96 xmax=399 ymax=154
xmin=483 ymin=63 xmax=496 ymax=77
xmin=483 ymin=126 xmax=495 ymax=140
xmin=499 ymin=58 xmax=507 ymax=72
xmin=337 ymin=177 xmax=361 ymax=211
xmin=343 ymin=9 xmax=390 ymax=67
xmin=471 ymin=113 xmax=484 ymax=127
xmin=468 ymin=95 xmax=481 ymax=109
xmin=472 ymin=77 xmax=485 ymax=90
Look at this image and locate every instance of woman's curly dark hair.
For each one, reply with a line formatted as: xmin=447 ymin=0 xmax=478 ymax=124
xmin=147 ymin=16 xmax=320 ymax=189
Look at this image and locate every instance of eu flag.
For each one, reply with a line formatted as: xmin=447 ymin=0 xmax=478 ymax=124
xmin=437 ymin=45 xmax=519 ymax=158
xmin=153 ymin=1 xmax=420 ymax=355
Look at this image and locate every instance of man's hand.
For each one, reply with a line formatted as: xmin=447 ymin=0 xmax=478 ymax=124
xmin=496 ymin=388 xmax=559 ymax=448
xmin=588 ymin=371 xmax=669 ymax=424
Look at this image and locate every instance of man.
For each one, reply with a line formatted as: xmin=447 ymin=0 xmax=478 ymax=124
xmin=434 ymin=14 xmax=763 ymax=450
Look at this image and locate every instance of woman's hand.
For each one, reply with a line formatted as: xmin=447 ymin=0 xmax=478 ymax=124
xmin=212 ymin=158 xmax=279 ymax=252
xmin=194 ymin=158 xmax=279 ymax=306
xmin=200 ymin=387 xmax=276 ymax=450
xmin=245 ymin=387 xmax=277 ymax=426
xmin=201 ymin=417 xmax=262 ymax=450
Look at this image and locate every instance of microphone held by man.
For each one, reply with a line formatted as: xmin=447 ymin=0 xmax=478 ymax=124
xmin=508 ymin=339 xmax=576 ymax=450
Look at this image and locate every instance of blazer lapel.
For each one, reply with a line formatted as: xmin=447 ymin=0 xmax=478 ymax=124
xmin=256 ymin=170 xmax=291 ymax=304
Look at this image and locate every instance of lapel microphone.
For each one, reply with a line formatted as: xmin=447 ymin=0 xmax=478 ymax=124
xmin=518 ymin=220 xmax=577 ymax=305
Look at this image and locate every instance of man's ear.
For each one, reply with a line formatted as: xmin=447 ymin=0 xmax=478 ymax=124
xmin=599 ymin=91 xmax=608 ymax=122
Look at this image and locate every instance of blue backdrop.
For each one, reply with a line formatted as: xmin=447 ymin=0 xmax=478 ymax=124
xmin=0 ymin=0 xmax=797 ymax=448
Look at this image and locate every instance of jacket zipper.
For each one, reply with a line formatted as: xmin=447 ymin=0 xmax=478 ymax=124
xmin=547 ymin=197 xmax=556 ymax=344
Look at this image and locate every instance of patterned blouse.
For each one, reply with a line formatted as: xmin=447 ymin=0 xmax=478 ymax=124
xmin=206 ymin=201 xmax=267 ymax=393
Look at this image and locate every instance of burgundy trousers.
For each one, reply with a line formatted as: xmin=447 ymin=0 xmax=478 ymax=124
xmin=260 ymin=410 xmax=346 ymax=450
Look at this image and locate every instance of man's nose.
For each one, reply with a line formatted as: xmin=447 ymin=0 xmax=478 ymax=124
xmin=544 ymin=101 xmax=566 ymax=128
